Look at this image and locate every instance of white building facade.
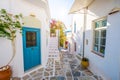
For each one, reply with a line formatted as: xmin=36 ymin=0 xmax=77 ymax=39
xmin=0 ymin=0 xmax=50 ymax=78
xmin=70 ymin=0 xmax=120 ymax=80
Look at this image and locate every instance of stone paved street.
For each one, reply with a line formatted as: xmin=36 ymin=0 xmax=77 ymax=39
xmin=17 ymin=50 xmax=103 ymax=80
xmin=43 ymin=50 xmax=102 ymax=80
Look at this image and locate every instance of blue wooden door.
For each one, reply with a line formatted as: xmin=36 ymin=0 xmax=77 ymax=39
xmin=22 ymin=27 xmax=41 ymax=71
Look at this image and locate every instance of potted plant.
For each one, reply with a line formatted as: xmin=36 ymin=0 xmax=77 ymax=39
xmin=0 ymin=65 xmax=11 ymax=80
xmin=81 ymin=57 xmax=89 ymax=69
xmin=0 ymin=9 xmax=22 ymax=80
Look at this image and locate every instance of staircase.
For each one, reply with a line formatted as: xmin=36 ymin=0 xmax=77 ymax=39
xmin=48 ymin=37 xmax=59 ymax=60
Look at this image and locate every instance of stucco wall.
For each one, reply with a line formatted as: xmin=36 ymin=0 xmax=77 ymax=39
xmin=72 ymin=0 xmax=120 ymax=80
xmin=0 ymin=0 xmax=50 ymax=77
xmin=85 ymin=0 xmax=120 ymax=80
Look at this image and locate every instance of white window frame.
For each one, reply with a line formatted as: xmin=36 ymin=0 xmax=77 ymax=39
xmin=92 ymin=17 xmax=107 ymax=57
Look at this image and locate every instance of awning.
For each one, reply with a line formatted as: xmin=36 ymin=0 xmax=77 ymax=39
xmin=69 ymin=0 xmax=94 ymax=14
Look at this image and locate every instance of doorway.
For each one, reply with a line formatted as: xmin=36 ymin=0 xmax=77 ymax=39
xmin=22 ymin=27 xmax=41 ymax=71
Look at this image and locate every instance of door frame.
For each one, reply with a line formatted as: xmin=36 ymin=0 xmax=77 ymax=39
xmin=22 ymin=27 xmax=41 ymax=71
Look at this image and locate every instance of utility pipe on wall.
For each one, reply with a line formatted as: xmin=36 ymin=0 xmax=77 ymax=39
xmin=82 ymin=7 xmax=87 ymax=58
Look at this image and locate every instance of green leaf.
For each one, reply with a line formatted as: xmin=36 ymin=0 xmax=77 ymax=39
xmin=0 ymin=9 xmax=22 ymax=40
xmin=19 ymin=13 xmax=23 ymax=18
xmin=14 ymin=15 xmax=19 ymax=18
xmin=0 ymin=9 xmax=7 ymax=14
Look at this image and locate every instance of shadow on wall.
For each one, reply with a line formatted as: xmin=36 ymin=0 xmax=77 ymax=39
xmin=88 ymin=0 xmax=120 ymax=17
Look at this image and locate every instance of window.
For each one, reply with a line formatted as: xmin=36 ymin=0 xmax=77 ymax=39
xmin=74 ymin=22 xmax=76 ymax=33
xmin=92 ymin=17 xmax=107 ymax=57
xmin=26 ymin=31 xmax=37 ymax=47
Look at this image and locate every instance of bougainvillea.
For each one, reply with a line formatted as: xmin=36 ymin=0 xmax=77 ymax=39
xmin=50 ymin=19 xmax=66 ymax=47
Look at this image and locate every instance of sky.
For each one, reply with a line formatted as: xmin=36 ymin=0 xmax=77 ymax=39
xmin=48 ymin=0 xmax=74 ymax=27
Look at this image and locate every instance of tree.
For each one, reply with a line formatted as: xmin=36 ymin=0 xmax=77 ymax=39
xmin=59 ymin=25 xmax=66 ymax=47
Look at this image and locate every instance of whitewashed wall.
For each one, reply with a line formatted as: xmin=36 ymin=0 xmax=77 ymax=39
xmin=0 ymin=0 xmax=50 ymax=77
xmin=72 ymin=0 xmax=120 ymax=80
xmin=72 ymin=13 xmax=84 ymax=55
xmin=86 ymin=0 xmax=120 ymax=80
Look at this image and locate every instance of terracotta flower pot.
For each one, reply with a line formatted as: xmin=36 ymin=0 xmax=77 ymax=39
xmin=0 ymin=65 xmax=12 ymax=80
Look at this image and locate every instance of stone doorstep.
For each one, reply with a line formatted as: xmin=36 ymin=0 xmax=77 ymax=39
xmin=30 ymin=71 xmax=37 ymax=76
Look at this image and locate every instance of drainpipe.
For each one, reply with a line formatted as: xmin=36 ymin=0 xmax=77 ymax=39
xmin=82 ymin=7 xmax=88 ymax=58
xmin=82 ymin=0 xmax=95 ymax=58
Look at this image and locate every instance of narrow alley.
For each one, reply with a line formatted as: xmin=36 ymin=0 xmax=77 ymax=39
xmin=0 ymin=0 xmax=120 ymax=80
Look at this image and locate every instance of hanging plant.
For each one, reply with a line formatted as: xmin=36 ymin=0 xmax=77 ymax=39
xmin=0 ymin=9 xmax=23 ymax=65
